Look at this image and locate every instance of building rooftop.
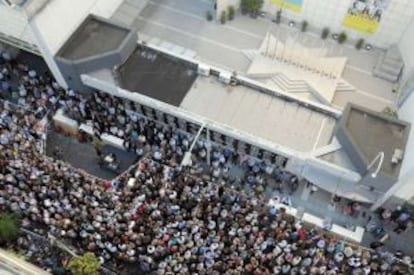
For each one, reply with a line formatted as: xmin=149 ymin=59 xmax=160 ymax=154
xmin=181 ymin=75 xmax=337 ymax=152
xmin=57 ymin=15 xmax=129 ymax=60
xmin=336 ymin=104 xmax=411 ymax=179
xmin=117 ymin=47 xmax=198 ymax=106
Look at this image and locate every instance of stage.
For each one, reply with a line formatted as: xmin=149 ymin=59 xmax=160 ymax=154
xmin=45 ymin=129 xmax=139 ymax=180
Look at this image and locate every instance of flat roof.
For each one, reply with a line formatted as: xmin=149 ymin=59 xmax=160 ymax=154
xmin=181 ymin=76 xmax=337 ymax=152
xmin=117 ymin=47 xmax=197 ymax=106
xmin=339 ymin=104 xmax=410 ymax=178
xmin=57 ymin=15 xmax=129 ymax=60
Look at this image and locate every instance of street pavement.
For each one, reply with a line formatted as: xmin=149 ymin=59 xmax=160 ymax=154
xmin=133 ymin=0 xmax=397 ymax=111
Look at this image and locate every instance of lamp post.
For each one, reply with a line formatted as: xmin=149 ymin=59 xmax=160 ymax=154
xmin=181 ymin=123 xmax=207 ymax=167
xmin=367 ymin=151 xmax=385 ymax=178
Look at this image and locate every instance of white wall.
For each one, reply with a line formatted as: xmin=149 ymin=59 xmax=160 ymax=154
xmin=32 ymin=0 xmax=123 ymax=55
xmin=220 ymin=0 xmax=414 ymax=49
xmin=398 ymin=16 xmax=414 ymax=82
xmin=26 ymin=0 xmax=123 ymax=89
xmin=396 ymin=95 xmax=414 ymax=200
xmin=395 ymin=90 xmax=414 ymax=201
xmin=0 ymin=5 xmax=35 ymax=44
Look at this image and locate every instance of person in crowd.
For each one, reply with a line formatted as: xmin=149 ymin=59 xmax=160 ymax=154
xmin=0 ymin=51 xmax=412 ymax=274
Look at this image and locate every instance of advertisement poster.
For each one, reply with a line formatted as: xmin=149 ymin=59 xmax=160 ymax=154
xmin=343 ymin=0 xmax=390 ymax=34
xmin=271 ymin=0 xmax=303 ymax=13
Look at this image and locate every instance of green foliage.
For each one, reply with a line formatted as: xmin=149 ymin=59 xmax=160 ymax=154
xmin=228 ymin=5 xmax=235 ymax=20
xmin=0 ymin=213 xmax=19 ymax=243
xmin=275 ymin=10 xmax=282 ymax=24
xmin=220 ymin=10 xmax=227 ymax=24
xmin=68 ymin=253 xmax=100 ymax=275
xmin=301 ymin=20 xmax=308 ymax=32
xmin=382 ymin=107 xmax=398 ymax=118
xmin=355 ymin=38 xmax=365 ymax=50
xmin=241 ymin=0 xmax=264 ymax=15
xmin=206 ymin=11 xmax=213 ymax=21
xmin=337 ymin=31 xmax=347 ymax=44
xmin=321 ymin=27 xmax=330 ymax=39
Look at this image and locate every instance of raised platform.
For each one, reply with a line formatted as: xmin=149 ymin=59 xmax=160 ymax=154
xmin=243 ymin=33 xmax=350 ymax=105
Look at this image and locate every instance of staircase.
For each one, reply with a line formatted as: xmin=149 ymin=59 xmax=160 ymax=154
xmin=242 ymin=49 xmax=260 ymax=61
xmin=373 ymin=45 xmax=404 ymax=83
xmin=335 ymin=80 xmax=355 ymax=92
xmin=271 ymin=73 xmax=309 ymax=93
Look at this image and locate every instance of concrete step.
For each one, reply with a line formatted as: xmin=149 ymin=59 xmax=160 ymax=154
xmin=277 ymin=73 xmax=308 ymax=88
xmin=242 ymin=50 xmax=258 ymax=61
xmin=271 ymin=76 xmax=289 ymax=90
xmin=373 ymin=45 xmax=403 ymax=83
xmin=335 ymin=82 xmax=355 ymax=92
xmin=383 ymin=56 xmax=403 ymax=67
xmin=373 ymin=69 xmax=399 ymax=82
xmin=378 ymin=63 xmax=403 ymax=76
xmin=271 ymin=75 xmax=309 ymax=93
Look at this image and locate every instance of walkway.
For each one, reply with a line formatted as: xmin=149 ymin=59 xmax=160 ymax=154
xmin=131 ymin=0 xmax=397 ymax=111
xmin=228 ymin=162 xmax=414 ymax=255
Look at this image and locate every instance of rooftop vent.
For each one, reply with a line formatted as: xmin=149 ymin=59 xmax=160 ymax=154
xmin=391 ymin=148 xmax=403 ymax=164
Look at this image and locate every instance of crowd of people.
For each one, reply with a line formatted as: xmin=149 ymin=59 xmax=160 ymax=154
xmin=0 ymin=49 xmax=65 ymax=118
xmin=0 ymin=97 xmax=412 ymax=274
xmin=0 ymin=48 xmax=413 ymax=274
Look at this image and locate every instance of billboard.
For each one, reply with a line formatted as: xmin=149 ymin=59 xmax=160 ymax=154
xmin=343 ymin=0 xmax=390 ymax=34
xmin=271 ymin=0 xmax=303 ymax=13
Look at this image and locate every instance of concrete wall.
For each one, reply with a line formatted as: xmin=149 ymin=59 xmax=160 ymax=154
xmin=276 ymin=0 xmax=414 ymax=48
xmin=31 ymin=0 xmax=123 ymax=55
xmin=55 ymin=28 xmax=137 ymax=91
xmin=398 ymin=17 xmax=414 ymax=83
xmin=218 ymin=0 xmax=414 ymax=49
xmin=0 ymin=4 xmax=36 ymax=49
xmin=396 ymin=91 xmax=414 ymax=201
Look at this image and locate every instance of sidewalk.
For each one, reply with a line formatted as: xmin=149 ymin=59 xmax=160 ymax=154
xmin=136 ymin=0 xmax=397 ymax=111
xmin=224 ymin=158 xmax=414 ymax=256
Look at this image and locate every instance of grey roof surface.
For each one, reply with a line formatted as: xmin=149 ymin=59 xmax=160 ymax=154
xmin=337 ymin=103 xmax=410 ymax=178
xmin=57 ymin=16 xmax=129 ymax=60
xmin=181 ymin=76 xmax=338 ymax=152
xmin=318 ymin=149 xmax=358 ymax=172
xmin=117 ymin=47 xmax=197 ymax=106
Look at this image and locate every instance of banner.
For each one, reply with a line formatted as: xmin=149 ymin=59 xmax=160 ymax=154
xmin=271 ymin=0 xmax=303 ymax=13
xmin=343 ymin=0 xmax=390 ymax=34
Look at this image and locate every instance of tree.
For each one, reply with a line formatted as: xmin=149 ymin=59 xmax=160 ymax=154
xmin=206 ymin=11 xmax=213 ymax=21
xmin=381 ymin=107 xmax=398 ymax=118
xmin=0 ymin=213 xmax=19 ymax=244
xmin=355 ymin=38 xmax=365 ymax=50
xmin=275 ymin=9 xmax=282 ymax=24
xmin=301 ymin=20 xmax=308 ymax=32
xmin=337 ymin=31 xmax=347 ymax=44
xmin=321 ymin=27 xmax=330 ymax=39
xmin=228 ymin=5 xmax=235 ymax=20
xmin=220 ymin=10 xmax=227 ymax=24
xmin=68 ymin=252 xmax=100 ymax=275
xmin=241 ymin=0 xmax=263 ymax=16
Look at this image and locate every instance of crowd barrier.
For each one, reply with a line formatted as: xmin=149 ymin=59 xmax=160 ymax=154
xmin=268 ymin=198 xmax=365 ymax=243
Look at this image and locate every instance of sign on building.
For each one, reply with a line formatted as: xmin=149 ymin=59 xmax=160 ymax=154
xmin=343 ymin=0 xmax=390 ymax=34
xmin=271 ymin=0 xmax=303 ymax=13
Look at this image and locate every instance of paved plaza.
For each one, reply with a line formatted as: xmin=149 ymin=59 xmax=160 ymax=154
xmin=109 ymin=0 xmax=414 ymax=255
xmin=117 ymin=0 xmax=397 ymax=112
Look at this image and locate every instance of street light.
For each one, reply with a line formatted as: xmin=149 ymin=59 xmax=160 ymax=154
xmin=181 ymin=123 xmax=207 ymax=167
xmin=367 ymin=151 xmax=385 ymax=178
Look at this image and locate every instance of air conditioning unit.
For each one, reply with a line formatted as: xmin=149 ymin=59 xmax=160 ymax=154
xmin=219 ymin=71 xmax=232 ymax=84
xmin=197 ymin=63 xmax=210 ymax=76
xmin=391 ymin=148 xmax=403 ymax=164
